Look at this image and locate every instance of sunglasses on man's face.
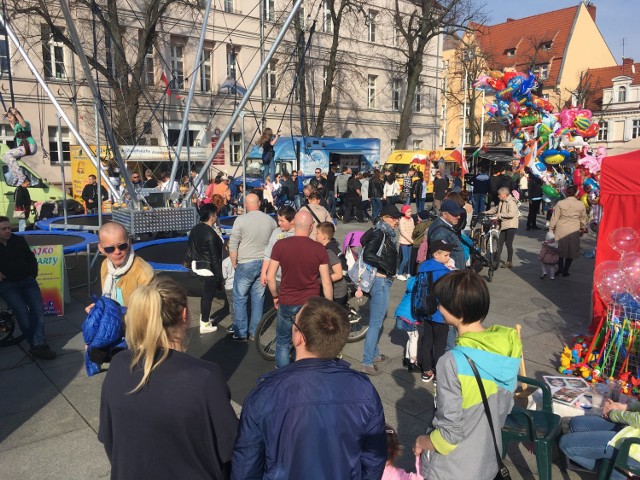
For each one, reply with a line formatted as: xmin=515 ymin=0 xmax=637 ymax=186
xmin=103 ymin=242 xmax=129 ymax=254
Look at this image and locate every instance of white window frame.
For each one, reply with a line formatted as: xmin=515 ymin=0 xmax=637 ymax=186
xmin=170 ymin=43 xmax=185 ymax=90
xmin=491 ymin=130 xmax=501 ymax=144
xmin=367 ymin=74 xmax=377 ymax=109
xmin=224 ymin=0 xmax=234 ymax=13
xmin=392 ymin=25 xmax=400 ymax=47
xmin=143 ymin=43 xmax=154 ymax=86
xmin=48 ymin=126 xmax=71 ymax=164
xmin=226 ymin=46 xmax=237 ymax=79
xmin=390 ymin=138 xmax=397 ymax=152
xmin=597 ymin=121 xmax=608 ymax=141
xmin=535 ymin=64 xmax=549 ymax=80
xmin=323 ymin=0 xmax=332 ymax=34
xmin=465 ymin=130 xmax=471 ymax=145
xmin=44 ymin=28 xmax=67 ymax=80
xmin=632 ymin=119 xmax=640 ymax=139
xmin=200 ymin=48 xmax=213 ymax=92
xmin=264 ymin=0 xmax=275 ymax=21
xmin=0 ymin=26 xmax=8 ymax=76
xmin=367 ymin=10 xmax=377 ymax=43
xmin=230 ymin=132 xmax=242 ymax=164
xmin=266 ymin=61 xmax=277 ymax=99
xmin=619 ymin=86 xmax=627 ymax=103
xmin=412 ymin=140 xmax=422 ymax=150
xmin=391 ymin=79 xmax=400 ymax=111
xmin=0 ymin=125 xmax=15 ymax=148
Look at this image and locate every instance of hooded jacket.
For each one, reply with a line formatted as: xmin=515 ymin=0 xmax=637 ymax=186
xmin=414 ymin=259 xmax=453 ymax=324
xmin=427 ymin=218 xmax=465 ymax=270
xmin=232 ymin=358 xmax=387 ymax=479
xmin=423 ymin=325 xmax=522 ymax=480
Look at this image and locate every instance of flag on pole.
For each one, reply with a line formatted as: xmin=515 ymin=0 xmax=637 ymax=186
xmin=450 ymin=146 xmax=469 ymax=175
xmin=160 ymin=69 xmax=172 ymax=97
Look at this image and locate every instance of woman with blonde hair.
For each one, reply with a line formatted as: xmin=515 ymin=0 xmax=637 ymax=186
xmin=258 ymin=127 xmax=279 ymax=183
xmin=98 ymin=276 xmax=238 ymax=480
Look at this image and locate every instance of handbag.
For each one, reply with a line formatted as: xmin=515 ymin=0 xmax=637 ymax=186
xmin=462 ymin=353 xmax=512 ymax=480
xmin=13 ymin=207 xmax=25 ymax=219
xmin=347 ymin=232 xmax=386 ymax=293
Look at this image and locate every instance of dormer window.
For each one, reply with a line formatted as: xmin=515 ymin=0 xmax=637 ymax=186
xmin=534 ymin=64 xmax=549 ymax=80
xmin=505 ymin=48 xmax=516 ymax=57
xmin=540 ymin=41 xmax=553 ymax=50
xmin=618 ymin=86 xmax=627 ymax=103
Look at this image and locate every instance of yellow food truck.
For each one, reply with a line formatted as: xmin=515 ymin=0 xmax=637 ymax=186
xmin=383 ymin=149 xmax=462 ymax=195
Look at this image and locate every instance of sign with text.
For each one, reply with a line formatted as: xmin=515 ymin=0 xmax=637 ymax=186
xmin=32 ymin=245 xmax=65 ymax=316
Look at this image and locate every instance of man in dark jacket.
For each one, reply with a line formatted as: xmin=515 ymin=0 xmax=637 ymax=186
xmin=279 ymin=172 xmax=296 ymax=205
xmin=527 ymin=170 xmax=543 ymax=230
xmin=81 ymin=175 xmax=108 ymax=213
xmin=471 ymin=167 xmax=490 ymax=214
xmin=186 ymin=204 xmax=223 ymax=333
xmin=232 ymin=297 xmax=386 ymax=479
xmin=343 ymin=173 xmax=365 ymax=223
xmin=0 ymin=216 xmax=55 ymax=359
xmin=432 ymin=170 xmax=449 ymax=212
xmin=427 ymin=200 xmax=465 ymax=270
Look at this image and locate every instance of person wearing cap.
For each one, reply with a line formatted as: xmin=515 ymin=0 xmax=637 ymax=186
xmin=415 ymin=239 xmax=455 ymax=383
xmin=359 ymin=204 xmax=402 ymax=376
xmin=396 ymin=204 xmax=415 ymax=281
xmin=484 ymin=187 xmax=520 ymax=269
xmin=426 ymin=200 xmax=465 ymax=270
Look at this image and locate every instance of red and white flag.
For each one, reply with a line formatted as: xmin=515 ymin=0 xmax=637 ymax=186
xmin=450 ymin=146 xmax=468 ymax=175
xmin=160 ymin=70 xmax=172 ymax=97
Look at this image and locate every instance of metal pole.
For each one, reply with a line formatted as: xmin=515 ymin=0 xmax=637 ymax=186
xmin=461 ymin=67 xmax=468 ymax=156
xmin=480 ymin=89 xmax=485 ymax=149
xmin=168 ymin=0 xmax=213 ymax=188
xmin=0 ymin=13 xmax=118 ymax=199
xmin=95 ymin=104 xmax=103 ymax=227
xmin=185 ymin=0 xmax=304 ymax=200
xmin=240 ymin=111 xmax=246 ymax=208
xmin=56 ymin=114 xmax=68 ymax=223
xmin=57 ymin=0 xmax=131 ymax=203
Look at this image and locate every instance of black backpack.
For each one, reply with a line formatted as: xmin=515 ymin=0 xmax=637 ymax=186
xmin=411 ymin=271 xmax=438 ymax=321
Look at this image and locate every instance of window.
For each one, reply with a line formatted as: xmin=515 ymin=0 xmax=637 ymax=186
xmin=367 ymin=74 xmax=377 ymax=108
xmin=391 ymin=79 xmax=400 ymax=111
xmin=264 ymin=0 xmax=274 ymax=21
xmin=632 ymin=119 xmax=640 ymax=139
xmin=224 ymin=0 xmax=234 ymax=13
xmin=143 ymin=42 xmax=154 ymax=86
xmin=200 ymin=49 xmax=212 ymax=92
xmin=464 ymin=105 xmax=470 ymax=117
xmin=505 ymin=48 xmax=516 ymax=57
xmin=41 ymin=25 xmax=66 ymax=79
xmin=542 ymin=93 xmax=550 ymax=100
xmin=323 ymin=0 xmax=332 ymax=34
xmin=266 ymin=61 xmax=277 ymax=99
xmin=0 ymin=125 xmax=16 ymax=149
xmin=105 ymin=29 xmax=115 ymax=77
xmin=390 ymin=139 xmax=397 ymax=152
xmin=367 ymin=10 xmax=377 ymax=43
xmin=414 ymin=84 xmax=422 ymax=112
xmin=464 ymin=130 xmax=471 ymax=145
xmin=322 ymin=66 xmax=331 ymax=101
xmin=491 ymin=130 xmax=501 ymax=144
xmin=540 ymin=41 xmax=553 ymax=50
xmin=48 ymin=126 xmax=70 ymax=164
xmin=0 ymin=26 xmax=9 ymax=75
xmin=393 ymin=25 xmax=401 ymax=47
xmin=412 ymin=140 xmax=422 ymax=150
xmin=597 ymin=121 xmax=608 ymax=141
xmin=230 ymin=132 xmax=242 ymax=164
xmin=535 ymin=64 xmax=549 ymax=80
xmin=170 ymin=43 xmax=185 ymax=90
xmin=168 ymin=129 xmax=197 ymax=147
xmin=618 ymin=86 xmax=627 ymax=103
xmin=226 ymin=45 xmax=237 ymax=79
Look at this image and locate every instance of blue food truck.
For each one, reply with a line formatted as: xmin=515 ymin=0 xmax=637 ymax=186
xmin=236 ymin=136 xmax=381 ymax=188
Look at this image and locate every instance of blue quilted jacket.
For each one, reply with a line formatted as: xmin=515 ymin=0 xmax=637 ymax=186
xmin=82 ymin=296 xmax=127 ymax=376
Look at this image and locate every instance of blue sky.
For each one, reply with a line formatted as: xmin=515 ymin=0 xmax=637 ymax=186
xmin=479 ymin=0 xmax=640 ymax=64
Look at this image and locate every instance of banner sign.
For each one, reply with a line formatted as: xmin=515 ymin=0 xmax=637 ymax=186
xmin=32 ymin=245 xmax=65 ymax=316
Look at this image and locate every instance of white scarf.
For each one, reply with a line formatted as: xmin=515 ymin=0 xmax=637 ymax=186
xmin=103 ymin=250 xmax=136 ymax=299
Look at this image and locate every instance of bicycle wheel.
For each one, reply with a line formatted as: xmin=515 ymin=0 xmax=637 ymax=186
xmin=255 ymin=307 xmax=278 ymax=361
xmin=0 ymin=310 xmax=16 ymax=344
xmin=485 ymin=232 xmax=499 ymax=282
xmin=345 ymin=295 xmax=369 ymax=343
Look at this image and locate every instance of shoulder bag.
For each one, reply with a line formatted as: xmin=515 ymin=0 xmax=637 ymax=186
xmin=347 ymin=232 xmax=385 ymax=293
xmin=462 ymin=353 xmax=512 ymax=480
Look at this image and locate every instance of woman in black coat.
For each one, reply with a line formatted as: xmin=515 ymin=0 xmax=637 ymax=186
xmin=14 ymin=177 xmax=31 ymax=231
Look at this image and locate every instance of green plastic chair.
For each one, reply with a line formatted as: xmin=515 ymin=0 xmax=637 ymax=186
xmin=597 ymin=437 xmax=640 ymax=479
xmin=501 ymin=375 xmax=562 ymax=480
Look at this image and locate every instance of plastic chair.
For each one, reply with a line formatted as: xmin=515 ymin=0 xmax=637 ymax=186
xmin=501 ymin=375 xmax=562 ymax=480
xmin=597 ymin=437 xmax=640 ymax=479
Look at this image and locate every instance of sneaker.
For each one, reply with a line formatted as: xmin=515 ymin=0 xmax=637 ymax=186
xmin=29 ymin=344 xmax=56 ymax=360
xmin=200 ymin=321 xmax=218 ymax=334
xmin=396 ymin=274 xmax=407 ymax=281
xmin=540 ymin=273 xmax=547 ymax=279
xmin=361 ymin=364 xmax=380 ymax=376
xmin=232 ymin=334 xmax=247 ymax=343
xmin=373 ymin=354 xmax=388 ymax=363
xmin=226 ymin=325 xmax=235 ymax=335
xmin=248 ymin=334 xmax=255 ymax=341
xmin=421 ymin=370 xmax=435 ymax=383
xmin=550 ymin=276 xmax=555 ymax=280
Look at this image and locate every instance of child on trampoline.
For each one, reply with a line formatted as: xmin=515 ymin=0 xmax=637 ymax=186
xmin=4 ymin=106 xmax=35 ymax=186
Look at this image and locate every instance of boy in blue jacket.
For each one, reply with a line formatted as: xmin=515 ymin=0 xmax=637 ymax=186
xmin=417 ymin=239 xmax=455 ymax=383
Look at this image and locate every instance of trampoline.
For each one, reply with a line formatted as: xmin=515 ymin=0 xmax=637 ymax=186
xmin=36 ymin=214 xmax=113 ymax=232
xmin=16 ymin=230 xmax=98 ymax=255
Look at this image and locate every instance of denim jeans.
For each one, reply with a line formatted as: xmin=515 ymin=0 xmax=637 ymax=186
xmin=417 ymin=198 xmax=426 ymax=213
xmin=0 ymin=276 xmax=45 ymax=347
xmin=398 ymin=245 xmax=412 ymax=275
xmin=294 ymin=194 xmax=302 ymax=210
xmin=275 ymin=303 xmax=303 ymax=368
xmin=233 ymin=260 xmax=266 ymax=337
xmin=404 ymin=193 xmax=412 ymax=206
xmin=371 ymin=198 xmax=382 ymax=221
xmin=263 ymin=161 xmax=276 ymax=183
xmin=446 ymin=325 xmax=457 ymax=351
xmin=362 ymin=276 xmax=392 ymax=366
xmin=328 ymin=194 xmax=336 ymax=218
xmin=471 ymin=193 xmax=486 ymax=215
xmin=559 ymin=416 xmax=634 ymax=480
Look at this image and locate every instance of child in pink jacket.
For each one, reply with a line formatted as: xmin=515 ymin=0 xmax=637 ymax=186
xmin=539 ymin=231 xmax=560 ymax=280
xmin=382 ymin=425 xmax=423 ymax=480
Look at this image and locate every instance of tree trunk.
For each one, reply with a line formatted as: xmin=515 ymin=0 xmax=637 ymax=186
xmin=294 ymin=17 xmax=309 ymax=136
xmin=396 ymin=58 xmax=422 ymax=149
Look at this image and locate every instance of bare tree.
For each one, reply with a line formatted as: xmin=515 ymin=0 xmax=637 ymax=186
xmin=392 ymin=0 xmax=479 ymax=149
xmin=10 ymin=0 xmax=200 ymax=145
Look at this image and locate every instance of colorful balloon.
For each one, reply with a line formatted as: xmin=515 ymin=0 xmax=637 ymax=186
xmin=541 ymin=184 xmax=561 ymax=199
xmin=595 ymin=268 xmax=627 ymax=303
xmin=609 ymin=227 xmax=640 ymax=255
xmin=621 ymin=252 xmax=640 ymax=298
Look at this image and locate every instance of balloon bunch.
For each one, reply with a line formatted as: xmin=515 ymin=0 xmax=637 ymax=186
xmin=595 ymin=228 xmax=640 ymax=306
xmin=475 ymin=68 xmax=606 ymax=204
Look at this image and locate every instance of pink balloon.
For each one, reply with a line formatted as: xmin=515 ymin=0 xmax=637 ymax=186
xmin=609 ymin=227 xmax=640 ymax=255
xmin=621 ymin=252 xmax=640 ymax=297
xmin=595 ymin=260 xmax=620 ymax=280
xmin=595 ymin=268 xmax=627 ymax=303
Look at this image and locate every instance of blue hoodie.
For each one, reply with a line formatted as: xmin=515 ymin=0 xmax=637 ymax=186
xmin=416 ymin=258 xmax=453 ymax=324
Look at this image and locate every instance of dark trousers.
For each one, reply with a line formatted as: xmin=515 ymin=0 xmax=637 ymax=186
xmin=498 ymin=228 xmax=517 ymax=263
xmin=344 ymin=194 xmax=364 ymax=222
xmin=527 ymin=199 xmax=541 ymax=228
xmin=200 ymin=276 xmax=218 ymax=322
xmin=558 ymin=258 xmax=573 ymax=274
xmin=419 ymin=321 xmax=449 ymax=373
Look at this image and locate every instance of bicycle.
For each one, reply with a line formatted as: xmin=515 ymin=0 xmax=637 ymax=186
xmin=255 ymin=287 xmax=369 ymax=361
xmin=0 ymin=299 xmax=23 ymax=347
xmin=468 ymin=213 xmax=501 ymax=282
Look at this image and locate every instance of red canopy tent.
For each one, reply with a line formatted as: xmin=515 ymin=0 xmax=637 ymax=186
xmin=591 ymin=150 xmax=640 ymax=331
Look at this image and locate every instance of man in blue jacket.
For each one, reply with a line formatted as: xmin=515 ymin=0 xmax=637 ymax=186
xmin=427 ymin=200 xmax=465 ymax=270
xmin=232 ymin=297 xmax=387 ymax=479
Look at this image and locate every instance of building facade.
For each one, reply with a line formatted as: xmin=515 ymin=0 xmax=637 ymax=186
xmin=1 ymin=0 xmax=443 ymax=187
